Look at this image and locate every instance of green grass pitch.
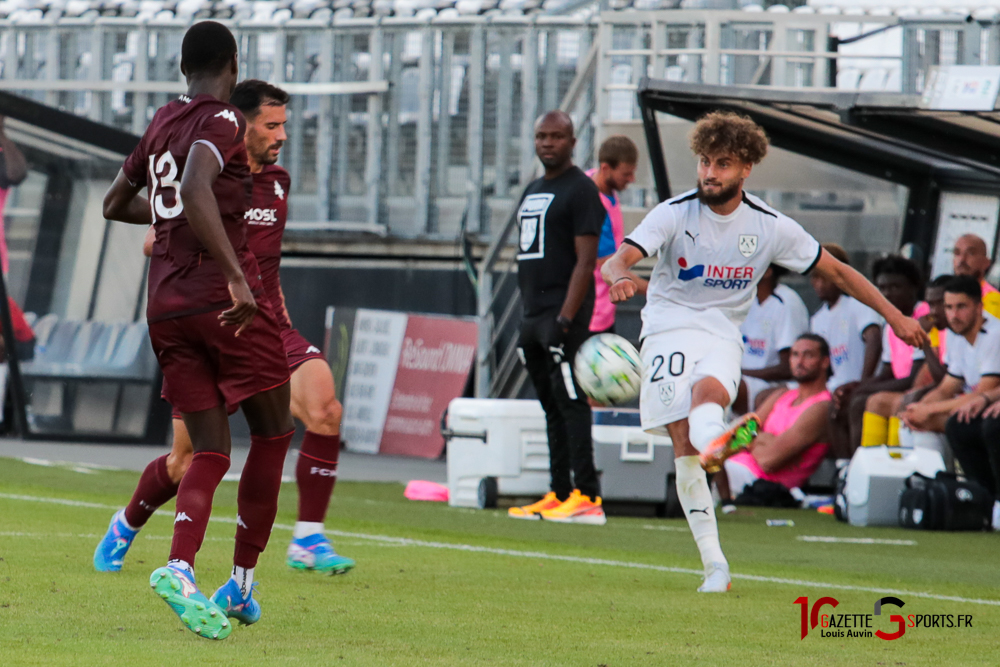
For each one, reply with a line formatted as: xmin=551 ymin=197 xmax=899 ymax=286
xmin=0 ymin=456 xmax=997 ymax=666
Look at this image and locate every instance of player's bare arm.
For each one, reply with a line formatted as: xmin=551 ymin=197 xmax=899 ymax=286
xmin=103 ymin=170 xmax=153 ymax=226
xmin=811 ymin=249 xmax=928 ymax=348
xmin=142 ymin=224 xmax=154 ymax=257
xmin=0 ymin=116 xmax=27 ymax=185
xmin=179 ymin=143 xmax=257 ymax=335
xmin=602 ymin=242 xmax=644 ymax=302
xmin=558 ymin=234 xmax=598 ymax=323
xmin=742 ymin=348 xmax=792 ymax=382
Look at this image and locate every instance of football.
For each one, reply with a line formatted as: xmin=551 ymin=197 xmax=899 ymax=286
xmin=573 ymin=333 xmax=643 ymax=406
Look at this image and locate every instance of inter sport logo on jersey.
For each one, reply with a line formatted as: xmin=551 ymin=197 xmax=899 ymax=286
xmin=677 ymin=257 xmax=755 ymax=289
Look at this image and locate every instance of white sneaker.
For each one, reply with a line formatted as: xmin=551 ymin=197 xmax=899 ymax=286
xmin=698 ymin=561 xmax=731 ymax=593
xmin=992 ymin=501 xmax=1000 ymax=531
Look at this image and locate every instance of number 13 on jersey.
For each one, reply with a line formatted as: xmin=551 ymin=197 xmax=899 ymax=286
xmin=149 ymin=151 xmax=183 ymax=221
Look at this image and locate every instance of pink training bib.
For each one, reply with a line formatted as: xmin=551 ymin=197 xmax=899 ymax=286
xmin=886 ymin=301 xmax=929 ymax=379
xmin=730 ymin=388 xmax=830 ymax=490
xmin=585 ymin=168 xmax=624 ymax=332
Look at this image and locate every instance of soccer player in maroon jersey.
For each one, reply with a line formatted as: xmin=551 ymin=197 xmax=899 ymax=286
xmin=94 ymin=79 xmax=354 ymax=578
xmin=99 ymin=22 xmax=295 ymax=640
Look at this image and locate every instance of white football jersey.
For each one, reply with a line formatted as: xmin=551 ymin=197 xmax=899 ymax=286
xmin=741 ymin=283 xmax=810 ymax=371
xmin=944 ymin=312 xmax=1000 ymax=392
xmin=809 ymin=295 xmax=882 ymax=391
xmin=625 ymin=190 xmax=821 ymax=344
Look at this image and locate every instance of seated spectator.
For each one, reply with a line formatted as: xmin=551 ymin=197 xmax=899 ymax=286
xmin=715 ymin=334 xmax=832 ymax=504
xmin=809 ymin=243 xmax=882 ymax=457
xmin=901 ymin=276 xmax=1000 ymax=462
xmin=951 ymin=233 xmax=1000 ymax=319
xmin=735 ymin=264 xmax=809 ymax=414
xmin=861 ymin=274 xmax=951 ymax=447
xmin=842 ymin=255 xmax=926 ymax=450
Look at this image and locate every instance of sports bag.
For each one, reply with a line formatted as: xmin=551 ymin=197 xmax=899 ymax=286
xmin=898 ymin=472 xmax=992 ymax=531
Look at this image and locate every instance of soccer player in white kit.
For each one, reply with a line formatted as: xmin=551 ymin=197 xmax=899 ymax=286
xmin=602 ymin=112 xmax=926 ymax=592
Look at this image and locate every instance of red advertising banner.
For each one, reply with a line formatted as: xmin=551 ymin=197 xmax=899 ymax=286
xmin=378 ymin=314 xmax=478 ymax=458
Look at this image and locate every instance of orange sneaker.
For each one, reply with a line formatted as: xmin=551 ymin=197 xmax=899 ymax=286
xmin=699 ymin=413 xmax=760 ymax=473
xmin=508 ymin=492 xmax=562 ymax=520
xmin=539 ymin=489 xmax=607 ymax=525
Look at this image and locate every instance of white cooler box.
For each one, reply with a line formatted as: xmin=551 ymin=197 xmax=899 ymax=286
xmin=444 ymin=398 xmax=674 ymax=510
xmin=844 ymin=445 xmax=946 ymax=527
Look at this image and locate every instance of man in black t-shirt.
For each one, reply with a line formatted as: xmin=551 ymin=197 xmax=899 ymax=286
xmin=508 ymin=110 xmax=605 ymax=525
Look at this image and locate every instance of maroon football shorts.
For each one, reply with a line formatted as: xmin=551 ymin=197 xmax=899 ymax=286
xmin=282 ymin=328 xmax=325 ymax=370
xmin=152 ymin=301 xmax=290 ymax=415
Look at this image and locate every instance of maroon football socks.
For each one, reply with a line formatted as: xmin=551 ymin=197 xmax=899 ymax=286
xmin=169 ymin=451 xmax=231 ymax=565
xmin=233 ymin=430 xmax=294 ymax=568
xmin=123 ymin=455 xmax=179 ymax=529
xmin=295 ymin=431 xmax=340 ymax=523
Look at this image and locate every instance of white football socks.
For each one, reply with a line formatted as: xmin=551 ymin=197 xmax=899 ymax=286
xmin=231 ymin=566 xmax=254 ymax=598
xmin=675 ymin=455 xmax=727 ymax=569
xmin=688 ymin=403 xmax=727 ymax=453
xmin=167 ymin=559 xmax=193 ymax=578
xmin=293 ymin=521 xmax=325 ymax=540
xmin=117 ymin=509 xmax=139 ymax=533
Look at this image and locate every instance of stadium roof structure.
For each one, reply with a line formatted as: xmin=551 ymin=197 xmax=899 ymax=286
xmin=636 ymin=79 xmax=1000 ymax=253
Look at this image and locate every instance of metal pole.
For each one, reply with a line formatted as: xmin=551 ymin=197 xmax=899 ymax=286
xmin=494 ymin=34 xmax=513 ymax=199
xmin=467 ymin=25 xmax=486 ymax=235
xmin=415 ymin=26 xmax=434 ymax=233
xmin=365 ymin=27 xmax=385 ymax=228
xmin=316 ymin=28 xmax=337 ymax=221
xmin=519 ymin=26 xmax=538 ymax=188
xmin=435 ymin=30 xmax=455 ymax=204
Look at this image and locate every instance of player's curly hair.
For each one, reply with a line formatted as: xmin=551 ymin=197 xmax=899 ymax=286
xmin=689 ymin=111 xmax=769 ymax=165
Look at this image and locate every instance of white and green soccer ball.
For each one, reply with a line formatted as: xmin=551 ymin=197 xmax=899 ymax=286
xmin=573 ymin=333 xmax=642 ymax=406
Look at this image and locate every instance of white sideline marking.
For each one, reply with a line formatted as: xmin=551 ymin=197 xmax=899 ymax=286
xmin=2 ymin=491 xmax=998 ymax=607
xmin=641 ymin=524 xmax=689 ymax=532
xmin=798 ymin=536 xmax=917 ymax=546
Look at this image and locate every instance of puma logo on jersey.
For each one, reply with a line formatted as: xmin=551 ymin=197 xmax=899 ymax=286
xmin=685 ymin=231 xmax=699 ymax=244
xmin=237 ymin=515 xmax=248 ymax=529
xmin=214 ymin=109 xmax=240 ymax=134
xmin=245 ymin=208 xmax=278 ymax=224
xmin=306 ymin=345 xmax=320 ymax=354
xmin=688 ymin=508 xmax=709 ymax=515
xmin=174 ymin=512 xmax=193 ymax=523
xmin=274 ymin=180 xmax=285 ymax=200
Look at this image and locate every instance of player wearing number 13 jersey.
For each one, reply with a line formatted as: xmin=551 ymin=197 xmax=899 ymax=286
xmin=602 ymin=111 xmax=927 ymax=594
xmin=101 ymin=22 xmax=295 ymax=640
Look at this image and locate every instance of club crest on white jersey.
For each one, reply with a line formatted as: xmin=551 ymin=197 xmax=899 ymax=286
xmin=739 ymin=234 xmax=758 ymax=257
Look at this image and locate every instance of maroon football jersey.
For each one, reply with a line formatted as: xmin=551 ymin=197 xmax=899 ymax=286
xmin=122 ymin=94 xmax=259 ymax=323
xmin=245 ymin=165 xmax=291 ymax=331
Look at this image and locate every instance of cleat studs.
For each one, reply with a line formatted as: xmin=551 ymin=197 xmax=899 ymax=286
xmin=160 ymin=592 xmax=169 ymax=599
xmin=195 ymin=603 xmax=205 ymax=611
xmin=209 ymin=609 xmax=217 ymax=617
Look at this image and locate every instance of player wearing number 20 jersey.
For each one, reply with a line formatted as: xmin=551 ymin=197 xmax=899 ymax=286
xmin=121 ymin=93 xmax=289 ymax=412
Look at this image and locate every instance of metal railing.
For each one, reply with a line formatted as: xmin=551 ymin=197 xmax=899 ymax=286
xmin=1 ymin=10 xmax=996 ymax=397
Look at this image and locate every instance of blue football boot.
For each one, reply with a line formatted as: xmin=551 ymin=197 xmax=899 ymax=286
xmin=287 ymin=533 xmax=355 ymax=574
xmin=93 ymin=510 xmax=138 ymax=572
xmin=211 ymin=578 xmax=262 ymax=626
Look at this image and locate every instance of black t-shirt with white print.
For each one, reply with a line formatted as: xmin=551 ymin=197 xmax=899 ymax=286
xmin=515 ymin=166 xmax=603 ymax=317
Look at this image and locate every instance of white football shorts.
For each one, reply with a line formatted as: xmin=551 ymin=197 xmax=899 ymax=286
xmin=639 ymin=328 xmax=743 ymax=435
